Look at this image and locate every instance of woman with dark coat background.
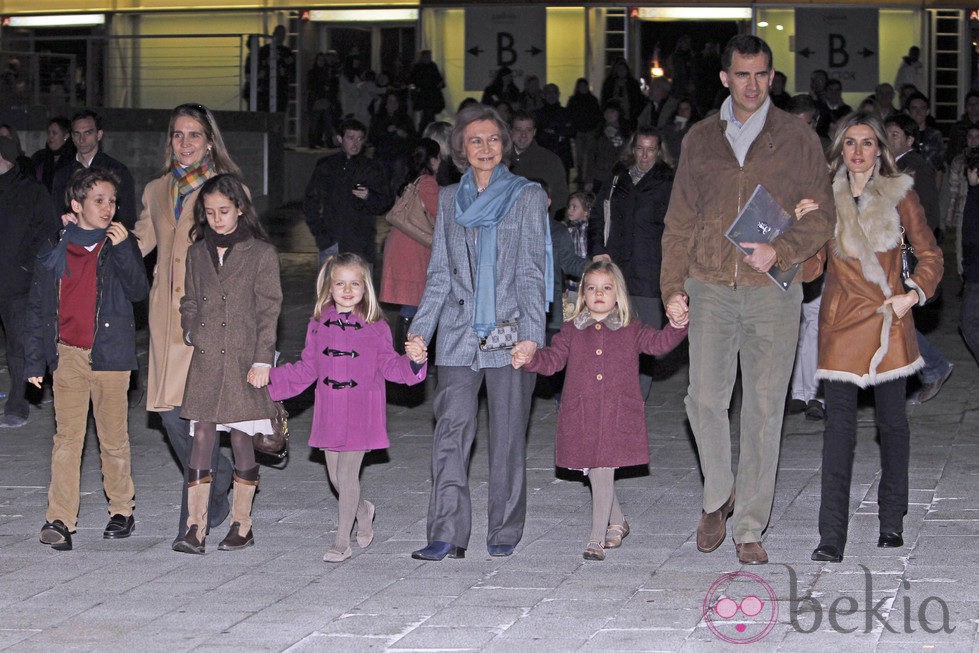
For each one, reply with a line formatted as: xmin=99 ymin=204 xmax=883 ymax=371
xmin=587 ymin=126 xmax=673 ymax=400
xmin=29 ymin=117 xmax=75 ymax=193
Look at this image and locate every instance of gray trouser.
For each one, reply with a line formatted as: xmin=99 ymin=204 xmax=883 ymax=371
xmin=684 ymin=278 xmax=802 ymax=543
xmin=630 ymin=295 xmax=664 ymax=401
xmin=427 ymin=364 xmax=536 ymax=548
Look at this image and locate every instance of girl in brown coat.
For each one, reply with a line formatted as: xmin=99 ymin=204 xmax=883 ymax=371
xmin=798 ymin=112 xmax=942 ymax=564
xmin=173 ymin=174 xmax=282 ymax=555
xmin=133 ymin=104 xmax=243 ymax=546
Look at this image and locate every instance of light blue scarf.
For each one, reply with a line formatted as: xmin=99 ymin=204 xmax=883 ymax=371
xmin=455 ymin=165 xmax=554 ymax=338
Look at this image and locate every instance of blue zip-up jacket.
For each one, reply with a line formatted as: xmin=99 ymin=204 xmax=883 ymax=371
xmin=25 ymin=232 xmax=149 ymax=376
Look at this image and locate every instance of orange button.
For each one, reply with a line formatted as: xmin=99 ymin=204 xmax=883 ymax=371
xmin=596 ymin=349 xmax=603 ymax=355
xmin=596 ymin=373 xmax=603 ymax=381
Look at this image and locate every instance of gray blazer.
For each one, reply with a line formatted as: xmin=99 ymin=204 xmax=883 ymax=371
xmin=411 ymin=181 xmax=549 ymax=369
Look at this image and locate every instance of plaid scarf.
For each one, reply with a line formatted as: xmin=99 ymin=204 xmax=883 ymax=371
xmin=170 ymin=154 xmax=211 ymax=220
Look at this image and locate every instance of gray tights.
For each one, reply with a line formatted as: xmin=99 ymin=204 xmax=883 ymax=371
xmin=587 ymin=467 xmax=625 ymax=545
xmin=325 ymin=449 xmax=366 ymax=550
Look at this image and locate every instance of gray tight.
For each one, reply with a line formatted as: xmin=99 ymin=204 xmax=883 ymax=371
xmin=324 ymin=449 xmax=366 ymax=550
xmin=190 ymin=422 xmax=256 ymax=472
xmin=587 ymin=467 xmax=625 ymax=545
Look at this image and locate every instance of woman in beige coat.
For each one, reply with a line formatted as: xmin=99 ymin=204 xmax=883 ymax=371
xmin=133 ymin=103 xmax=242 ymax=548
xmin=797 ymin=112 xmax=942 ymax=564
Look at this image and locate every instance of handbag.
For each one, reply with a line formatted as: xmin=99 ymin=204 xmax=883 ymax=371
xmin=900 ymin=227 xmax=917 ymax=290
xmin=479 ymin=320 xmax=518 ymax=352
xmin=384 ymin=178 xmax=434 ymax=248
xmin=253 ymin=401 xmax=289 ymax=460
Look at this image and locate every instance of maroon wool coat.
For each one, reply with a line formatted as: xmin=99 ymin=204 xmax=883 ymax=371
xmin=267 ymin=306 xmax=426 ymax=451
xmin=524 ymin=317 xmax=687 ymax=470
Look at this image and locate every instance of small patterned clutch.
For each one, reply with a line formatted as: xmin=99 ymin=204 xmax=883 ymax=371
xmin=479 ymin=321 xmax=518 ymax=352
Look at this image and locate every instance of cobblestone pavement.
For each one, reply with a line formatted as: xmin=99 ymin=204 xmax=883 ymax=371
xmin=0 ymin=244 xmax=976 ymax=651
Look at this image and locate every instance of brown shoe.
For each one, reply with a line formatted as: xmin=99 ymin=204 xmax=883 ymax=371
xmin=218 ymin=522 xmax=255 ymax=551
xmin=696 ymin=492 xmax=735 ymax=553
xmin=736 ymin=541 xmax=768 ymax=565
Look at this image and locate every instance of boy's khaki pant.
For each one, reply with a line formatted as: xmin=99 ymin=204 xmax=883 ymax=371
xmin=46 ymin=344 xmax=135 ymax=530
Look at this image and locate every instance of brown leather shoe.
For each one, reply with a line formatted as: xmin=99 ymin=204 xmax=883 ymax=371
xmin=736 ymin=541 xmax=768 ymax=565
xmin=696 ymin=492 xmax=735 ymax=553
xmin=218 ymin=522 xmax=254 ymax=551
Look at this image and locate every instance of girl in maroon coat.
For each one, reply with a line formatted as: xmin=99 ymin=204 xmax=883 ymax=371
xmin=513 ymin=261 xmax=687 ymax=561
xmin=269 ymin=253 xmax=427 ymax=562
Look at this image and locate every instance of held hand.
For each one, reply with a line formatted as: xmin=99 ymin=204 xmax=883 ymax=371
xmin=513 ymin=340 xmax=538 ymax=365
xmin=740 ymin=242 xmax=778 ymax=273
xmin=665 ymin=293 xmax=689 ymax=328
xmin=510 ymin=346 xmax=529 ymax=369
xmin=61 ymin=212 xmax=78 ymax=227
xmin=28 ymin=376 xmax=43 ymax=389
xmin=352 ymin=186 xmax=369 ymax=200
xmin=592 ymin=254 xmax=611 ymax=263
xmin=405 ymin=338 xmax=428 ymax=364
xmin=106 ymin=222 xmax=129 ymax=245
xmin=247 ymin=366 xmax=271 ymax=388
xmin=882 ymin=291 xmax=919 ymax=320
xmin=794 ymin=198 xmax=819 ymax=220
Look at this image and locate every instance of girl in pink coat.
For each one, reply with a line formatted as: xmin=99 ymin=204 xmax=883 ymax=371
xmin=512 ymin=260 xmax=687 ymax=561
xmin=269 ymin=253 xmax=427 ymax=562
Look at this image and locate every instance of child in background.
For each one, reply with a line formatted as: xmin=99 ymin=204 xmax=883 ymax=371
xmin=565 ymin=191 xmax=594 ymax=263
xmin=269 ymin=253 xmax=427 ymax=562
xmin=27 ymin=167 xmax=149 ymax=551
xmin=173 ymin=173 xmax=282 ymax=555
xmin=512 ymin=260 xmax=687 ymax=561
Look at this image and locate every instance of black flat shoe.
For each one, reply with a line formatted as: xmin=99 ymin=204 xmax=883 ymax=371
xmin=877 ymin=532 xmax=904 ymax=548
xmin=103 ymin=514 xmax=135 ymax=539
xmin=40 ymin=520 xmax=73 ymax=551
xmin=411 ymin=540 xmax=466 ymax=561
xmin=811 ymin=544 xmax=843 ymax=563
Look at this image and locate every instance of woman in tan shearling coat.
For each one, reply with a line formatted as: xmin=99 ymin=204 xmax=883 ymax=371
xmin=799 ymin=112 xmax=942 ymax=564
xmin=133 ymin=103 xmax=242 ymax=548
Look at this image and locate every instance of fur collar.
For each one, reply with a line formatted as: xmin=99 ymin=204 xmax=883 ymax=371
xmin=832 ymin=164 xmax=913 ymax=299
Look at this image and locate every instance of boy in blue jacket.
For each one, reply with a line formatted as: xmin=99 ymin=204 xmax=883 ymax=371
xmin=26 ymin=167 xmax=149 ymax=551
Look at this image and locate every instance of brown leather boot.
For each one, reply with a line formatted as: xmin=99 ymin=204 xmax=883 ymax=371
xmin=696 ymin=491 xmax=735 ymax=553
xmin=173 ymin=469 xmax=211 ymax=555
xmin=219 ymin=466 xmax=259 ymax=551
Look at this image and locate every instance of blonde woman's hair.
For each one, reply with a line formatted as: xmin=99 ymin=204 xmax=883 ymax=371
xmin=313 ymin=252 xmax=382 ymax=323
xmin=826 ymin=110 xmax=899 ymax=177
xmin=568 ymin=260 xmax=633 ymax=325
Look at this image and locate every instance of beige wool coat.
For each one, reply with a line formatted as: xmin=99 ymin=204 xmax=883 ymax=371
xmin=135 ymin=174 xmax=224 ymax=412
xmin=179 ymin=236 xmax=281 ymax=423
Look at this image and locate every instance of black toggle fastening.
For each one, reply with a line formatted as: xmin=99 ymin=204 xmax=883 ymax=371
xmin=323 ymin=347 xmax=359 ymax=358
xmin=323 ymin=318 xmax=363 ymax=331
xmin=323 ymin=376 xmax=359 ymax=389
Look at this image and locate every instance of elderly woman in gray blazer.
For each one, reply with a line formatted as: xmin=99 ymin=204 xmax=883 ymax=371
xmin=407 ymin=104 xmax=550 ymax=561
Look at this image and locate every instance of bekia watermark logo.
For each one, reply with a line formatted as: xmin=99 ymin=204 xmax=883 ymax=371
xmin=702 ymin=571 xmax=779 ymax=644
xmin=704 ymin=565 xmax=955 ymax=643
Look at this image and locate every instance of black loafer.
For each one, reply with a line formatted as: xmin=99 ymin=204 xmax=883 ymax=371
xmin=40 ymin=520 xmax=73 ymax=551
xmin=103 ymin=514 xmax=135 ymax=539
xmin=487 ymin=543 xmax=516 ymax=557
xmin=811 ymin=544 xmax=843 ymax=563
xmin=877 ymin=532 xmax=903 ymax=548
xmin=411 ymin=540 xmax=466 ymax=561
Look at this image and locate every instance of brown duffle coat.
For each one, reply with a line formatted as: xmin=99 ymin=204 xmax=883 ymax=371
xmin=179 ymin=235 xmax=282 ymax=423
xmin=523 ymin=314 xmax=687 ymax=470
xmin=815 ymin=167 xmax=943 ymax=388
xmin=135 ymin=175 xmax=210 ymax=411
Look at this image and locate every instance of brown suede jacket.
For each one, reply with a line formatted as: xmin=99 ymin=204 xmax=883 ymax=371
xmin=660 ymin=105 xmax=836 ymax=300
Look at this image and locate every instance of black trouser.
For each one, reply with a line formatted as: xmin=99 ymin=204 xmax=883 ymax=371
xmin=160 ymin=408 xmax=234 ymax=535
xmin=818 ymin=379 xmax=910 ymax=551
xmin=0 ymin=294 xmax=29 ymax=418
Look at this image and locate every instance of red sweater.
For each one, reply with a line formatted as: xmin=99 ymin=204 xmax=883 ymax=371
xmin=59 ymin=242 xmax=103 ymax=349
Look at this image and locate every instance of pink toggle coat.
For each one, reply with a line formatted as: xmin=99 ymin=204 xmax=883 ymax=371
xmin=268 ymin=307 xmax=426 ymax=451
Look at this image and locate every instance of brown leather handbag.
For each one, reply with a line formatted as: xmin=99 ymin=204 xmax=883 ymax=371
xmin=253 ymin=401 xmax=289 ymax=460
xmin=384 ymin=178 xmax=435 ymax=247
